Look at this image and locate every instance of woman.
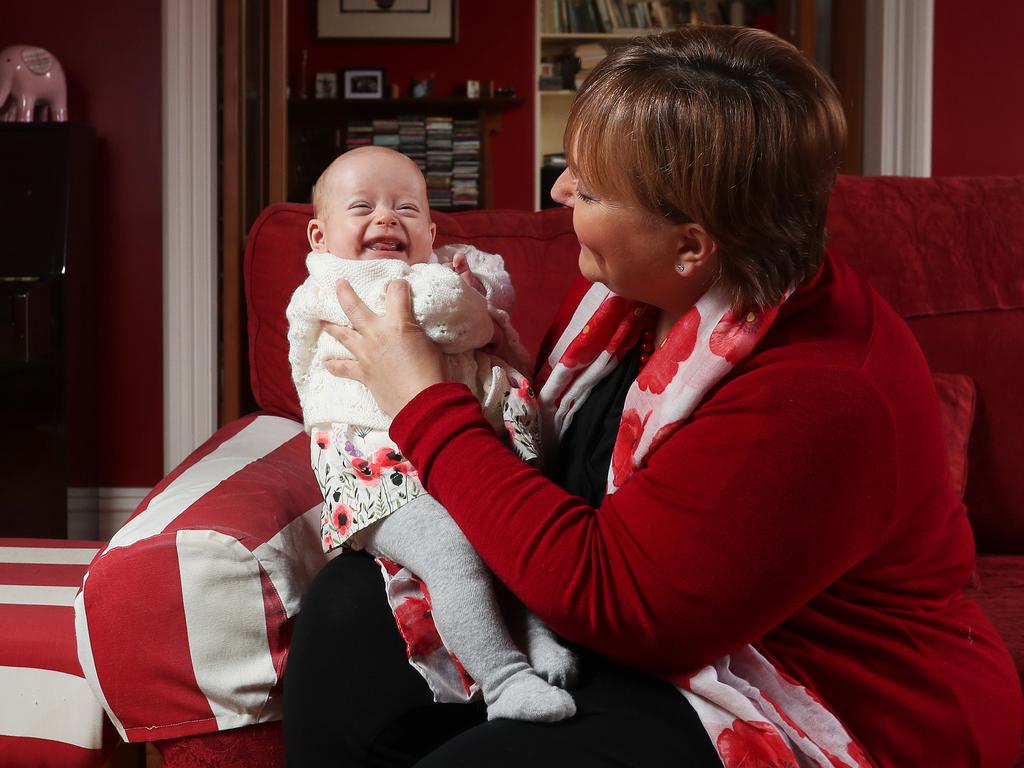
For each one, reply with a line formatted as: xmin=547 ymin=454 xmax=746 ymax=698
xmin=283 ymin=25 xmax=1022 ymax=767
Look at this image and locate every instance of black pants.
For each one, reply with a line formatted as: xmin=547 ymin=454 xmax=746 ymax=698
xmin=283 ymin=553 xmax=721 ymax=767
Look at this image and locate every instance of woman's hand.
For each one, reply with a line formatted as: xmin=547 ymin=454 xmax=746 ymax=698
xmin=322 ymin=278 xmax=446 ymax=417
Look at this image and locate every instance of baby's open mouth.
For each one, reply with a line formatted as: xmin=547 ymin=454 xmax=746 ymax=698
xmin=364 ymin=238 xmax=406 ymax=253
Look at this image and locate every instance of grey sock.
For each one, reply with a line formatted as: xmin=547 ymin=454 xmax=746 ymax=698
xmin=363 ymin=496 xmax=575 ymax=722
xmin=519 ymin=608 xmax=579 ymax=690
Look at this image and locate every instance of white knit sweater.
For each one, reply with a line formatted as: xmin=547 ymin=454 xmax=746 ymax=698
xmin=286 ymin=244 xmax=525 ymax=432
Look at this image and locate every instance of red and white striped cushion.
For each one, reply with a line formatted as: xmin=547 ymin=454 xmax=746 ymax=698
xmin=75 ymin=414 xmax=326 ymax=742
xmin=0 ymin=538 xmax=112 ymax=767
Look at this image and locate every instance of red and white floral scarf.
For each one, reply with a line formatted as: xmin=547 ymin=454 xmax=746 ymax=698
xmin=535 ymin=280 xmax=874 ymax=768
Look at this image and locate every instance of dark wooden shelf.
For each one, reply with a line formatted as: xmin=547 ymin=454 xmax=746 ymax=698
xmin=289 ymin=96 xmax=524 ymax=119
xmin=290 ymin=99 xmax=524 ymax=128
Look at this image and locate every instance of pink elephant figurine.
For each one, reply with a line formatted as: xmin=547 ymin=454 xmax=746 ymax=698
xmin=0 ymin=45 xmax=68 ymax=122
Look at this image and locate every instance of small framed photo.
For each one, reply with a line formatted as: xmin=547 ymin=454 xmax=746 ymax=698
xmin=314 ymin=71 xmax=338 ymax=99
xmin=465 ymin=79 xmax=480 ymax=99
xmin=343 ymin=68 xmax=385 ymax=99
xmin=411 ymin=70 xmax=435 ymax=99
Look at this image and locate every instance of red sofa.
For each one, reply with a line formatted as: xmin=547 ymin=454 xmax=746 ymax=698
xmin=73 ymin=175 xmax=1024 ymax=767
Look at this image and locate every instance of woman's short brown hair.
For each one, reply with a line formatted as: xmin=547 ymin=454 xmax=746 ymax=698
xmin=565 ymin=25 xmax=847 ymax=311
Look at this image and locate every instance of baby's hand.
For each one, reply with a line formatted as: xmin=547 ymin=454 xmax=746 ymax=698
xmin=450 ymin=250 xmax=518 ymax=365
xmin=452 ymin=251 xmax=486 ymax=295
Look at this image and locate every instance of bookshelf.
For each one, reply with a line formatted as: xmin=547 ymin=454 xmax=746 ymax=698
xmin=533 ymin=0 xmax=852 ymax=209
xmin=288 ymin=96 xmax=524 ymax=211
xmin=534 ymin=2 xmax=683 ymax=208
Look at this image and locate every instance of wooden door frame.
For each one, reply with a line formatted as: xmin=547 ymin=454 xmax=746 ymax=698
xmin=220 ymin=0 xmax=288 ymax=426
xmin=863 ymin=0 xmax=934 ymax=176
xmin=165 ymin=0 xmax=288 ymax=464
xmin=164 ymin=0 xmax=218 ymax=472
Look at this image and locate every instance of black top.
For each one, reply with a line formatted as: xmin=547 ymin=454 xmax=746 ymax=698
xmin=546 ymin=341 xmax=642 ymax=508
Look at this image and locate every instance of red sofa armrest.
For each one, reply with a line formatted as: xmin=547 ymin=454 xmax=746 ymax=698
xmin=74 ymin=414 xmax=325 ymax=743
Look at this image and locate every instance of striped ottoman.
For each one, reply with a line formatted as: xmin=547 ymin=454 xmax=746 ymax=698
xmin=73 ymin=412 xmax=481 ymax=765
xmin=0 ymin=539 xmax=112 ymax=767
xmin=75 ymin=414 xmax=326 ymax=756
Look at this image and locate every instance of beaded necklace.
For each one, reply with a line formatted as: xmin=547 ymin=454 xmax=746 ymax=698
xmin=637 ymin=310 xmax=659 ymax=371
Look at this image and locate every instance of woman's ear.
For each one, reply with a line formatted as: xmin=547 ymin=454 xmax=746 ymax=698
xmin=675 ymin=223 xmax=718 ymax=274
xmin=307 ymin=219 xmax=328 ymax=252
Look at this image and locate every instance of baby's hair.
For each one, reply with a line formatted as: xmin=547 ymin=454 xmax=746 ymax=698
xmin=311 ymin=165 xmax=331 ymax=220
xmin=311 ymin=147 xmax=431 ymax=221
xmin=566 ymin=25 xmax=847 ymax=311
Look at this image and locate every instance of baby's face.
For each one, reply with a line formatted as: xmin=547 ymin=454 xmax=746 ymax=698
xmin=309 ymin=149 xmax=436 ymax=264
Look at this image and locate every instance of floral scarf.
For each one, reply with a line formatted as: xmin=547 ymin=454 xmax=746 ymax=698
xmin=534 ymin=280 xmax=873 ymax=768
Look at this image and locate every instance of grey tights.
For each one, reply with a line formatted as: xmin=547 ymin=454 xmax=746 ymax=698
xmin=360 ymin=495 xmax=578 ymax=722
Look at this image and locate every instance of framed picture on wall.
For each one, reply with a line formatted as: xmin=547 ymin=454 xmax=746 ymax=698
xmin=315 ymin=0 xmax=457 ymax=43
xmin=314 ymin=71 xmax=338 ymax=99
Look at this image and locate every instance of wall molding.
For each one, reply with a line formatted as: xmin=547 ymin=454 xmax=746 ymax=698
xmin=163 ymin=0 xmax=218 ymax=473
xmin=863 ymin=0 xmax=934 ymax=176
xmin=68 ymin=488 xmax=150 ymax=540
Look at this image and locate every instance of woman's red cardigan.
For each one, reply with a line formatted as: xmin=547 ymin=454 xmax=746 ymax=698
xmin=390 ymin=250 xmax=1022 ymax=767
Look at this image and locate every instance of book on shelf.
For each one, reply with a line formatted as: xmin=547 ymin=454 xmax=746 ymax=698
xmin=345 ymin=120 xmax=373 ymax=150
xmin=343 ymin=114 xmax=481 ymax=209
xmin=575 ymin=42 xmax=607 ymax=67
xmin=539 ymin=53 xmax=581 ymax=91
xmin=542 ymin=0 xmax=693 ymax=35
xmin=425 ymin=116 xmax=454 ymax=208
xmin=398 ymin=114 xmax=427 ymax=169
xmin=573 ymin=41 xmax=608 ymax=87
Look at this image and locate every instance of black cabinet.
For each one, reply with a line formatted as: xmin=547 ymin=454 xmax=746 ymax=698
xmin=0 ymin=123 xmax=95 ymax=538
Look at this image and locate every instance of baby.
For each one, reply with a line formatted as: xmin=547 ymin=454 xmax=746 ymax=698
xmin=286 ymin=146 xmax=577 ymax=722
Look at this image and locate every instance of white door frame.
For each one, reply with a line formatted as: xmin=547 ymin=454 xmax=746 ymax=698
xmin=163 ymin=0 xmax=218 ymax=472
xmin=863 ymin=0 xmax=934 ymax=176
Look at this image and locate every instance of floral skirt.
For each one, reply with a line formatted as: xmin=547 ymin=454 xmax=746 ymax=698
xmin=311 ymin=368 xmax=542 ymax=554
xmin=311 ymin=424 xmax=426 ymax=553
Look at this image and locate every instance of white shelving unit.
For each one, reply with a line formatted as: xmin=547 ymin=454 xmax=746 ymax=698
xmin=530 ymin=0 xmax=839 ymax=207
xmin=533 ymin=2 xmax=673 ymax=208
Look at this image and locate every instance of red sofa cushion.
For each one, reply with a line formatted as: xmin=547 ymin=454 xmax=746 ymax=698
xmin=969 ymin=556 xmax=1024 ymax=689
xmin=244 ymin=205 xmax=581 ymax=424
xmin=828 ymin=176 xmax=1024 ymax=553
xmin=827 ymin=176 xmax=1024 ymax=317
xmin=932 ymin=372 xmax=977 ymax=499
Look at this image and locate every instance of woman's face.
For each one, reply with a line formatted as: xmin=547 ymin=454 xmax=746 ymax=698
xmin=550 ymin=168 xmax=716 ymax=313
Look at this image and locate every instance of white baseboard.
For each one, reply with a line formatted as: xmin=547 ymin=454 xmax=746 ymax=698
xmin=67 ymin=487 xmax=99 ymax=540
xmin=67 ymin=488 xmax=150 ymax=541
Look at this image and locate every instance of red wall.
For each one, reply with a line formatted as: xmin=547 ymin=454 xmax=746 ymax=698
xmin=287 ymin=0 xmax=536 ymax=210
xmin=7 ymin=1 xmax=164 ymax=488
xmin=932 ymin=0 xmax=1024 ymax=175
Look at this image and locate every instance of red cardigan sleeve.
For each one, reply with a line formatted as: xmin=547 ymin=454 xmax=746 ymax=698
xmin=389 ymin=362 xmax=898 ymax=675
